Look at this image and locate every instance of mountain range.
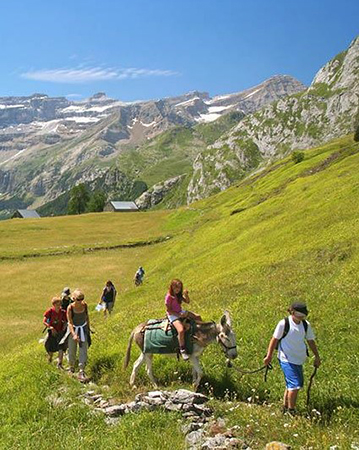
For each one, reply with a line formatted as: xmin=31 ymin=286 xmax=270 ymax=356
xmin=0 ymin=36 xmax=358 ymax=218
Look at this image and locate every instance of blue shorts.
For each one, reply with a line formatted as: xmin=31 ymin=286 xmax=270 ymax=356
xmin=279 ymin=360 xmax=304 ymax=390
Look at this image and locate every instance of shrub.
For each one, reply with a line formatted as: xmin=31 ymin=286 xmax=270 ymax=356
xmin=292 ymin=151 xmax=305 ymax=164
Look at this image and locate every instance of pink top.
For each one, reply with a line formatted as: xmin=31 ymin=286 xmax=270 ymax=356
xmin=165 ymin=293 xmax=182 ymax=314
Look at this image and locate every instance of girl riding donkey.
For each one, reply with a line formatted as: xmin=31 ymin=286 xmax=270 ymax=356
xmin=165 ymin=279 xmax=202 ymax=360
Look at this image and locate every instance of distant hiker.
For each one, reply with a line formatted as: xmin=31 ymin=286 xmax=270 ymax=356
xmin=66 ymin=289 xmax=91 ymax=381
xmin=134 ymin=266 xmax=145 ymax=286
xmin=43 ymin=297 xmax=68 ymax=369
xmin=264 ymin=302 xmax=321 ymax=415
xmin=61 ymin=287 xmax=72 ymax=310
xmin=99 ymin=280 xmax=117 ymax=317
xmin=165 ymin=279 xmax=202 ymax=361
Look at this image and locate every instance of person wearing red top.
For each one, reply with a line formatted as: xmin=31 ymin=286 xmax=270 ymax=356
xmin=165 ymin=279 xmax=202 ymax=361
xmin=43 ymin=297 xmax=67 ymax=369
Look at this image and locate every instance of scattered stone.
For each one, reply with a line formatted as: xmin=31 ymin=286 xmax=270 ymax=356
xmin=164 ymin=401 xmax=184 ymax=412
xmin=84 ymin=390 xmax=96 ymax=397
xmin=186 ymin=429 xmax=206 ymax=448
xmin=103 ymin=404 xmax=126 ymax=417
xmin=98 ymin=400 xmax=109 ymax=408
xmin=171 ymin=389 xmax=209 ymax=405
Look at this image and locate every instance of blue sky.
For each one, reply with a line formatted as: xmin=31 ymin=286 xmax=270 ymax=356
xmin=0 ymin=0 xmax=358 ymax=101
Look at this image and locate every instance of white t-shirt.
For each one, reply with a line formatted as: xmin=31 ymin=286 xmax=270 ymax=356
xmin=273 ymin=316 xmax=315 ymax=365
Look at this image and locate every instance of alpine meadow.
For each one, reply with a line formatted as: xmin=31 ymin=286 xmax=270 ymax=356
xmin=1 ymin=2 xmax=359 ymax=448
xmin=0 ymin=134 xmax=358 ymax=449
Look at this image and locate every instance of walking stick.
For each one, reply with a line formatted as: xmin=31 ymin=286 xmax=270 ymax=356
xmin=306 ymin=366 xmax=318 ymax=410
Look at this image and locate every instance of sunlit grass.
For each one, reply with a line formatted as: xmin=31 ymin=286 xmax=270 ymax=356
xmin=0 ymin=135 xmax=358 ymax=448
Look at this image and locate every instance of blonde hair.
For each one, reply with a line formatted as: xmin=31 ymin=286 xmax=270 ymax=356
xmin=51 ymin=296 xmax=61 ymax=305
xmin=72 ymin=289 xmax=85 ymax=300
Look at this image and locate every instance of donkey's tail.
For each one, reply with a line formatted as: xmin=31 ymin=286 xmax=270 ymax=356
xmin=123 ymin=329 xmax=135 ymax=369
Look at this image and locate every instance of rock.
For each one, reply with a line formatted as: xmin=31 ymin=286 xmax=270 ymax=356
xmin=186 ymin=430 xmax=206 ymax=448
xmin=170 ymin=389 xmax=209 ymax=405
xmin=265 ymin=442 xmax=291 ymax=450
xmin=164 ymin=401 xmax=183 ymax=412
xmin=135 ymin=175 xmax=185 ymax=210
xmin=84 ymin=390 xmax=96 ymax=397
xmin=103 ymin=404 xmax=126 ymax=417
xmin=98 ymin=400 xmax=109 ymax=408
xmin=201 ymin=434 xmax=226 ymax=449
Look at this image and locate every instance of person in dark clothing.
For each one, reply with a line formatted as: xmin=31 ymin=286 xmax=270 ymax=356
xmin=61 ymin=287 xmax=72 ymax=310
xmin=99 ymin=280 xmax=117 ymax=317
xmin=134 ymin=266 xmax=145 ymax=286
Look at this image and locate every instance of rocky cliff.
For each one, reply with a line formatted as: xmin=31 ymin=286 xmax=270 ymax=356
xmin=187 ymin=36 xmax=359 ymax=203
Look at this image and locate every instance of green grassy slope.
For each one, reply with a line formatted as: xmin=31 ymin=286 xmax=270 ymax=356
xmin=0 ymin=135 xmax=358 ymax=448
xmin=116 ymin=111 xmax=243 ymax=187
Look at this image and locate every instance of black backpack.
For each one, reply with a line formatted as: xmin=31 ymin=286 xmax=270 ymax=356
xmin=276 ymin=317 xmax=309 ymax=355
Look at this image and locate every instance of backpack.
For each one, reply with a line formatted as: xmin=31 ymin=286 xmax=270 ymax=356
xmin=276 ymin=317 xmax=309 ymax=355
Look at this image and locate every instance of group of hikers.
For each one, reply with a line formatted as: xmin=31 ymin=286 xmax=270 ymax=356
xmin=43 ymin=274 xmax=321 ymax=414
xmin=43 ymin=279 xmax=118 ymax=381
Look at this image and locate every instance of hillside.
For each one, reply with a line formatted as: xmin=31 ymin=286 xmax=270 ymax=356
xmin=0 ymin=134 xmax=358 ymax=448
xmin=187 ymin=36 xmax=359 ymax=203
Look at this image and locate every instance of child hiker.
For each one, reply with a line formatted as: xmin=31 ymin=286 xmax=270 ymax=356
xmin=165 ymin=279 xmax=202 ymax=361
xmin=43 ymin=297 xmax=68 ymax=369
xmin=264 ymin=302 xmax=321 ymax=415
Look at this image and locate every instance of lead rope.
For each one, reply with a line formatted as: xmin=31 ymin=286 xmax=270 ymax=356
xmin=227 ymin=360 xmax=273 ymax=382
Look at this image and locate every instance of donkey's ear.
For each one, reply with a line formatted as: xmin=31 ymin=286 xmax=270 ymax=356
xmin=220 ymin=314 xmax=227 ymax=327
xmin=224 ymin=310 xmax=232 ymax=327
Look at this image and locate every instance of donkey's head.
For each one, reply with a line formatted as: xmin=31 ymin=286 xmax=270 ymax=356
xmin=217 ymin=310 xmax=238 ymax=360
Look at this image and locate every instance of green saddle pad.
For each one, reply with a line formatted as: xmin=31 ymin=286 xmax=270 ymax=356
xmin=143 ymin=318 xmax=195 ymax=354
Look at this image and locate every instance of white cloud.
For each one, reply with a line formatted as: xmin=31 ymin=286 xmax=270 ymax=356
xmin=65 ymin=93 xmax=83 ymax=99
xmin=21 ymin=65 xmax=179 ymax=83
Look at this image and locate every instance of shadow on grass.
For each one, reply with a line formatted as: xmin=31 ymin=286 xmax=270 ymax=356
xmin=310 ymin=395 xmax=359 ymax=424
xmin=90 ymin=355 xmax=118 ymax=382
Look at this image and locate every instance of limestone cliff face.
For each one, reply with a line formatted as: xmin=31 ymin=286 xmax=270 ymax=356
xmin=187 ymin=37 xmax=359 ymax=203
xmin=135 ymin=175 xmax=184 ymax=210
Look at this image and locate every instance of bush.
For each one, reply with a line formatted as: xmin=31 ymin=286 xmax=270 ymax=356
xmin=292 ymin=151 xmax=305 ymax=164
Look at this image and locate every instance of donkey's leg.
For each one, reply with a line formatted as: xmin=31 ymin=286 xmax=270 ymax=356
xmin=144 ymin=354 xmax=158 ymax=388
xmin=190 ymin=355 xmax=203 ymax=391
xmin=130 ymin=352 xmax=145 ymax=387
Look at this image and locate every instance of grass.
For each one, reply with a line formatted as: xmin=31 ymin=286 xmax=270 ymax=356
xmin=0 ymin=135 xmax=359 ymax=448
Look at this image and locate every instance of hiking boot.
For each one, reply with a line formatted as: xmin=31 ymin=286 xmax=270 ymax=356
xmin=286 ymin=408 xmax=296 ymax=417
xmin=57 ymin=363 xmax=64 ymax=370
xmin=67 ymin=367 xmax=75 ymax=374
xmin=180 ymin=349 xmax=190 ymax=361
xmin=281 ymin=406 xmax=288 ymax=415
xmin=78 ymin=370 xmax=87 ymax=381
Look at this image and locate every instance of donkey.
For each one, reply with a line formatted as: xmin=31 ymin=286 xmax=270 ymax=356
xmin=123 ymin=310 xmax=238 ymax=390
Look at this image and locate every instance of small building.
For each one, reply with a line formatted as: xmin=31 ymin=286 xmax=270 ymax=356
xmin=103 ymin=201 xmax=139 ymax=212
xmin=11 ymin=209 xmax=41 ymax=219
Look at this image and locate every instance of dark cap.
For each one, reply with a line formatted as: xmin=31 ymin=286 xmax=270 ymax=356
xmin=290 ymin=302 xmax=309 ymax=315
